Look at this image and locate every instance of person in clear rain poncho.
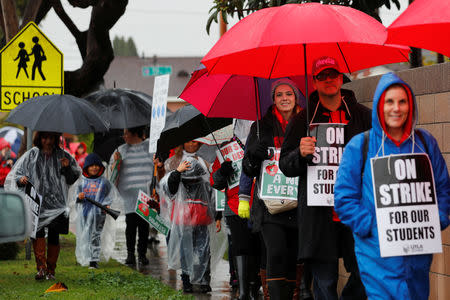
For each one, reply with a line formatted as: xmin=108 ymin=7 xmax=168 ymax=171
xmin=5 ymin=131 xmax=80 ymax=280
xmin=69 ymin=153 xmax=122 ymax=269
xmin=159 ymin=140 xmax=218 ymax=294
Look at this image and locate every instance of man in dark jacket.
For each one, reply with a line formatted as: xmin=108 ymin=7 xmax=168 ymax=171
xmin=279 ymin=56 xmax=371 ymax=300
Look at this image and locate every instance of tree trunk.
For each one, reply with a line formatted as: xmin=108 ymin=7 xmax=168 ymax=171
xmin=1 ymin=0 xmax=19 ymax=41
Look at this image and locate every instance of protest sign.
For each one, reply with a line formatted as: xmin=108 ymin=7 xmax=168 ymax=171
xmin=135 ymin=190 xmax=169 ymax=236
xmin=215 ymin=189 xmax=226 ymax=211
xmin=25 ymin=182 xmax=42 ymax=239
xmin=259 ymin=147 xmax=298 ymax=201
xmin=149 ymin=74 xmax=169 ymax=153
xmin=307 ymin=123 xmax=345 ymax=206
xmin=216 ymin=140 xmax=244 ymax=189
xmin=371 ymin=153 xmax=442 ymax=257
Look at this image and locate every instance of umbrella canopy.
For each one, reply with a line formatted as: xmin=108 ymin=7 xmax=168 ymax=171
xmin=386 ymin=0 xmax=450 ymax=57
xmin=86 ymin=88 xmax=152 ymax=129
xmin=0 ymin=126 xmax=23 ymax=155
xmin=202 ymin=3 xmax=410 ymax=78
xmin=194 ymin=124 xmax=234 ymax=146
xmin=179 ymin=64 xmax=310 ymax=120
xmin=156 ymin=105 xmax=232 ymax=154
xmin=6 ymin=94 xmax=109 ymax=135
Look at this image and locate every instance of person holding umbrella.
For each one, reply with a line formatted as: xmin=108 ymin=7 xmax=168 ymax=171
xmin=242 ymin=78 xmax=302 ymax=299
xmin=334 ymin=73 xmax=450 ymax=300
xmin=5 ymin=131 xmax=80 ymax=280
xmin=109 ymin=125 xmax=154 ymax=266
xmin=280 ymin=56 xmax=370 ymax=300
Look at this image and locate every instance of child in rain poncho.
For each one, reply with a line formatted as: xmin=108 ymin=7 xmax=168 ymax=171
xmin=159 ymin=140 xmax=217 ymax=294
xmin=70 ymin=153 xmax=121 ymax=269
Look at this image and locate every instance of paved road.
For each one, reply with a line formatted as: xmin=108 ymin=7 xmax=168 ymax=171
xmin=111 ymin=216 xmax=238 ymax=299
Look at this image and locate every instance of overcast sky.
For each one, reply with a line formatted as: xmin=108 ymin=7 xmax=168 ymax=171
xmin=39 ymin=0 xmax=408 ymax=71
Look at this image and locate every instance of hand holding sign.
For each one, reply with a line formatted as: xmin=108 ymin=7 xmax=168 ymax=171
xmin=299 ymin=136 xmax=317 ymax=157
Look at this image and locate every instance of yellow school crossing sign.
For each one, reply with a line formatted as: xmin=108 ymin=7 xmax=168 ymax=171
xmin=0 ymin=22 xmax=64 ymax=111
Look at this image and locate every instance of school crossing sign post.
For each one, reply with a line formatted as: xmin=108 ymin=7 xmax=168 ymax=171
xmin=0 ymin=22 xmax=64 ymax=111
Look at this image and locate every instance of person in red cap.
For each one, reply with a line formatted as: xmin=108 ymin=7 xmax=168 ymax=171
xmin=0 ymin=138 xmax=15 ymax=187
xmin=280 ymin=56 xmax=370 ymax=300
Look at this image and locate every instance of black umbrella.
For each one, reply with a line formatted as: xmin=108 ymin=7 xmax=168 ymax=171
xmin=6 ymin=94 xmax=109 ymax=134
xmin=156 ymin=104 xmax=232 ymax=155
xmin=85 ymin=88 xmax=152 ymax=129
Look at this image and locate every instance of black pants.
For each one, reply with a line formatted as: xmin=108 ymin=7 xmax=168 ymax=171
xmin=125 ymin=213 xmax=149 ymax=257
xmin=262 ymin=222 xmax=298 ymax=280
xmin=226 ymin=215 xmax=261 ymax=257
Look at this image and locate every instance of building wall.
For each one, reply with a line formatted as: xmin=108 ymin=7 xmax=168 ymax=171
xmin=337 ymin=62 xmax=450 ymax=300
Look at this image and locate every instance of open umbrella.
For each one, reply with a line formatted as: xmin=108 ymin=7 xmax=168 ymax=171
xmin=0 ymin=126 xmax=23 ymax=155
xmin=201 ymin=3 xmax=410 ymax=131
xmin=156 ymin=105 xmax=232 ymax=154
xmin=386 ymin=0 xmax=450 ymax=57
xmin=179 ymin=64 xmax=310 ymax=121
xmin=85 ymin=88 xmax=153 ymax=129
xmin=6 ymin=94 xmax=109 ymax=134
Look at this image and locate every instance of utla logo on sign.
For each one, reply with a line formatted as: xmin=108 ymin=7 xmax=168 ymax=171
xmin=0 ymin=22 xmax=64 ymax=111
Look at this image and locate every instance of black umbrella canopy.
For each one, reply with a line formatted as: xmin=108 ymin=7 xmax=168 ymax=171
xmin=157 ymin=104 xmax=232 ymax=154
xmin=85 ymin=88 xmax=153 ymax=129
xmin=6 ymin=94 xmax=109 ymax=134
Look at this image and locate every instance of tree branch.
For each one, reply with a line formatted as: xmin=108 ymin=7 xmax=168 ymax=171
xmin=51 ymin=0 xmax=86 ymax=58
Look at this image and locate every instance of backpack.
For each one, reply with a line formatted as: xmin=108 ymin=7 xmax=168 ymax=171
xmin=361 ymin=129 xmax=428 ymax=177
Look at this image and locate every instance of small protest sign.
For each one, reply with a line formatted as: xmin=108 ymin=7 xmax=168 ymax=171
xmin=149 ymin=74 xmax=169 ymax=153
xmin=25 ymin=182 xmax=42 ymax=239
xmin=259 ymin=147 xmax=298 ymax=201
xmin=215 ymin=189 xmax=226 ymax=211
xmin=135 ymin=190 xmax=169 ymax=236
xmin=216 ymin=140 xmax=244 ymax=189
xmin=307 ymin=123 xmax=345 ymax=206
xmin=371 ymin=153 xmax=442 ymax=257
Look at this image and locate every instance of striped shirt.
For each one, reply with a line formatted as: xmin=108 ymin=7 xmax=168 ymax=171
xmin=111 ymin=139 xmax=154 ymax=213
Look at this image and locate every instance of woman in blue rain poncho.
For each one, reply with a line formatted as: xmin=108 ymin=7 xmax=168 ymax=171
xmin=334 ymin=72 xmax=449 ymax=300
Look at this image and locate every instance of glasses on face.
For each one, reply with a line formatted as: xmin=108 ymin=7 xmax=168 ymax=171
xmin=314 ymin=69 xmax=341 ymax=81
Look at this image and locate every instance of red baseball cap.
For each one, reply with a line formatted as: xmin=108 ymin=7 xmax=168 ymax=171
xmin=312 ymin=56 xmax=341 ymax=76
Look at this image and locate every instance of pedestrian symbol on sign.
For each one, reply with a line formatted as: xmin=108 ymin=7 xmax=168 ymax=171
xmin=14 ymin=36 xmax=47 ymax=81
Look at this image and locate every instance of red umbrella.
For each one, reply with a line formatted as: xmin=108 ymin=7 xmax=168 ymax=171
xmin=202 ymin=3 xmax=410 ymax=79
xmin=179 ymin=65 xmax=313 ymax=121
xmin=386 ymin=0 xmax=450 ymax=57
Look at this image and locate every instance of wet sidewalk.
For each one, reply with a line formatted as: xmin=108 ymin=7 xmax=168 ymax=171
xmin=111 ymin=216 xmax=236 ymax=300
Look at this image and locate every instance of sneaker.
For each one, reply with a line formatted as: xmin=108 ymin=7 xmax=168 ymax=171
xmin=35 ymin=268 xmax=46 ymax=280
xmin=138 ymin=256 xmax=149 ymax=266
xmin=89 ymin=261 xmax=99 ymax=269
xmin=200 ymin=284 xmax=212 ymax=294
xmin=45 ymin=273 xmax=55 ymax=280
xmin=125 ymin=253 xmax=136 ymax=265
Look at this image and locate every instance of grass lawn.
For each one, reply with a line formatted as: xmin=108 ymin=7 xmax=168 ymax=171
xmin=0 ymin=233 xmax=194 ymax=300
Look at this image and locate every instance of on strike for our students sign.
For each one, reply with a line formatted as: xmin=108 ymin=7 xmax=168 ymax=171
xmin=307 ymin=123 xmax=346 ymax=206
xmin=371 ymin=153 xmax=442 ymax=257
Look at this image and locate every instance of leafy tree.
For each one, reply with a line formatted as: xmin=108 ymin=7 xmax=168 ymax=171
xmin=207 ymin=0 xmax=401 ymax=34
xmin=112 ymin=35 xmax=138 ymax=56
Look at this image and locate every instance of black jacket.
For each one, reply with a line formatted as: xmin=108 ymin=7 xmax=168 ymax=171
xmin=279 ymin=89 xmax=371 ymax=261
xmin=243 ymin=106 xmax=297 ymax=232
